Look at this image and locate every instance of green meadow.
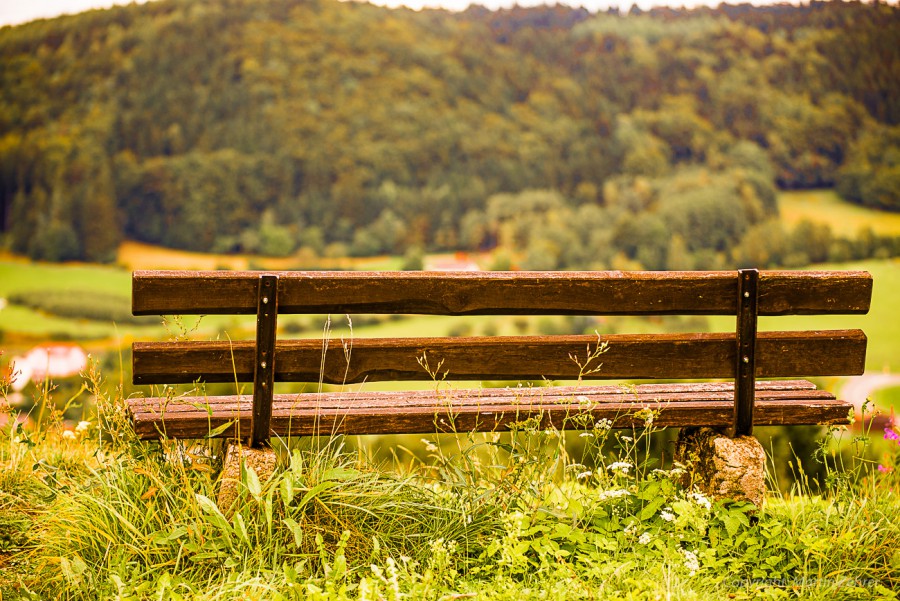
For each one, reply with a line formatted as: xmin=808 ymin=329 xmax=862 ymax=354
xmin=778 ymin=190 xmax=900 ymax=237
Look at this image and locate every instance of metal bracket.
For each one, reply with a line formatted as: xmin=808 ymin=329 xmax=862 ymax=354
xmin=734 ymin=268 xmax=759 ymax=437
xmin=251 ymin=274 xmax=278 ymax=448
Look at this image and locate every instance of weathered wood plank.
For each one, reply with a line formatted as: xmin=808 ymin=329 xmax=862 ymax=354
xmin=126 ymin=380 xmax=820 ymax=410
xmin=132 ymin=270 xmax=872 ymax=316
xmin=127 ymin=384 xmax=852 ymax=439
xmin=127 ymin=386 xmax=836 ymax=418
xmin=133 ymin=330 xmax=867 ymax=385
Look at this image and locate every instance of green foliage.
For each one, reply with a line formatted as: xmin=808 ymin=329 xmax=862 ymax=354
xmin=837 ymin=124 xmax=900 ymax=212
xmin=2 ymin=363 xmax=900 ymax=598
xmin=0 ymin=0 xmax=898 ymax=261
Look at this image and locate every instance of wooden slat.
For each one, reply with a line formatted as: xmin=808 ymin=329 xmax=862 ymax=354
xmin=126 ymin=381 xmax=852 ymax=439
xmin=132 ymin=270 xmax=872 ymax=316
xmin=126 ymin=381 xmax=831 ymax=416
xmin=133 ymin=330 xmax=867 ymax=385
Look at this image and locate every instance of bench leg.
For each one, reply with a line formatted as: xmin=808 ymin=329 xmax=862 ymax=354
xmin=674 ymin=427 xmax=766 ymax=508
xmin=217 ymin=442 xmax=278 ymax=514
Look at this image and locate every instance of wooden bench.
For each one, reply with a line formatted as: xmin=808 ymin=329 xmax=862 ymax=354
xmin=127 ymin=269 xmax=871 ymax=448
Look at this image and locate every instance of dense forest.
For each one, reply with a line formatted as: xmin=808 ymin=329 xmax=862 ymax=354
xmin=0 ymin=0 xmax=898 ymax=268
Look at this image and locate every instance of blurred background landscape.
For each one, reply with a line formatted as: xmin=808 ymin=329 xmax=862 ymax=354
xmin=0 ymin=0 xmax=898 ymax=474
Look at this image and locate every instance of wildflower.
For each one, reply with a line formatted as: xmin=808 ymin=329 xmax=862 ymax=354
xmin=420 ymin=438 xmax=438 ymax=453
xmin=689 ymin=491 xmax=712 ymax=511
xmin=884 ymin=427 xmax=900 ymax=443
xmin=621 ymin=435 xmax=633 ymax=442
xmin=598 ymin=488 xmax=630 ymax=501
xmin=638 ymin=532 xmax=652 ymax=545
xmin=607 ymin=461 xmax=632 ymax=474
xmin=594 ymin=418 xmax=612 ymax=431
xmin=579 ymin=432 xmax=594 ymax=438
xmin=62 ymin=430 xmax=76 ymax=440
xmin=634 ymin=407 xmax=656 ymax=427
xmin=878 ymin=464 xmax=893 ymax=473
xmin=576 ymin=471 xmax=593 ymax=480
xmin=681 ymin=549 xmax=700 ymax=575
xmin=660 ymin=508 xmax=675 ymax=522
xmin=75 ymin=420 xmax=90 ymax=434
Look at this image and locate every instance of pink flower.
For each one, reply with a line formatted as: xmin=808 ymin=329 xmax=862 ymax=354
xmin=878 ymin=464 xmax=893 ymax=473
xmin=884 ymin=427 xmax=900 ymax=443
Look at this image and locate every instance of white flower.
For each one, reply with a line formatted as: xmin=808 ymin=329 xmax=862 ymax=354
xmin=420 ymin=438 xmax=438 ymax=453
xmin=75 ymin=420 xmax=90 ymax=434
xmin=660 ymin=509 xmax=675 ymax=522
xmin=579 ymin=432 xmax=594 ymax=438
xmin=621 ymin=435 xmax=633 ymax=442
xmin=575 ymin=471 xmax=593 ymax=480
xmin=594 ymin=419 xmax=612 ymax=431
xmin=638 ymin=532 xmax=652 ymax=545
xmin=689 ymin=491 xmax=712 ymax=510
xmin=681 ymin=548 xmax=700 ymax=575
xmin=598 ymin=488 xmax=631 ymax=501
xmin=62 ymin=430 xmax=76 ymax=440
xmin=607 ymin=461 xmax=632 ymax=474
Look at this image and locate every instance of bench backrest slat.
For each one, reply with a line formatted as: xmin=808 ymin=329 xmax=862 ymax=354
xmin=132 ymin=329 xmax=867 ymax=385
xmin=132 ymin=270 xmax=873 ymax=316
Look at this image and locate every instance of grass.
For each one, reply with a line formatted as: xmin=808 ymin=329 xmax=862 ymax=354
xmin=778 ymin=189 xmax=900 ymax=237
xmin=1 ymin=359 xmax=899 ymax=600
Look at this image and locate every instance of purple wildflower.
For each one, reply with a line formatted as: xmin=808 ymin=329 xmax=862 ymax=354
xmin=878 ymin=464 xmax=893 ymax=473
xmin=884 ymin=427 xmax=900 ymax=443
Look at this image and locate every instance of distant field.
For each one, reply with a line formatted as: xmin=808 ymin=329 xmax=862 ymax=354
xmin=778 ymin=189 xmax=900 ymax=237
xmin=118 ymin=240 xmax=406 ymax=271
xmin=0 ymin=260 xmax=244 ymax=342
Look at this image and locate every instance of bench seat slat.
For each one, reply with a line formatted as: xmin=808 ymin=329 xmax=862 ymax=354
xmin=126 ymin=380 xmax=824 ymax=416
xmin=126 ymin=381 xmax=852 ymax=439
xmin=133 ymin=330 xmax=867 ymax=385
xmin=128 ymin=390 xmax=838 ymax=418
xmin=132 ymin=270 xmax=872 ymax=316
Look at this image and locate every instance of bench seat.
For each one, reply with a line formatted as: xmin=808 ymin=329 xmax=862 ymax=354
xmin=127 ymin=379 xmax=852 ymax=439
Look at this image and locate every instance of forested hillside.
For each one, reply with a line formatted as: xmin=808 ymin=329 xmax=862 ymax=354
xmin=0 ymin=0 xmax=898 ymax=267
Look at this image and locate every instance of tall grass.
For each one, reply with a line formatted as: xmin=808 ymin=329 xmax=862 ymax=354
xmin=1 ymin=360 xmax=899 ymax=599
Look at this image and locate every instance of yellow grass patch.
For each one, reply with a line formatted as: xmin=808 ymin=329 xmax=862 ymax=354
xmin=778 ymin=190 xmax=900 ymax=237
xmin=117 ymin=241 xmax=397 ymax=271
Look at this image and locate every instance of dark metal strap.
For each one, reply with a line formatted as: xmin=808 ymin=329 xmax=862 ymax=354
xmin=251 ymin=274 xmax=278 ymax=447
xmin=734 ymin=268 xmax=759 ymax=437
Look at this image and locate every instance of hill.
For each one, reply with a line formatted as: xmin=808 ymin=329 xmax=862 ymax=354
xmin=0 ymin=0 xmax=898 ymax=266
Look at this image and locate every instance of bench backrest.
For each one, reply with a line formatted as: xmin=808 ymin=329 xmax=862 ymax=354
xmin=132 ymin=269 xmax=871 ymax=445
